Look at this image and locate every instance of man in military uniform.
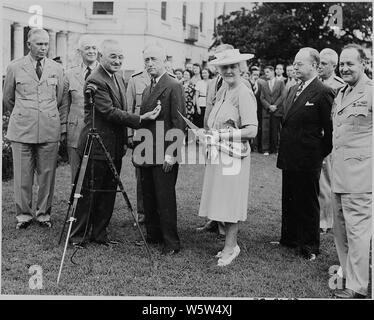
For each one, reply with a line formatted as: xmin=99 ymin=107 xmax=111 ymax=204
xmin=318 ymin=48 xmax=345 ymax=94
xmin=317 ymin=48 xmax=346 ymax=234
xmin=3 ymin=28 xmax=64 ymax=229
xmin=331 ymin=44 xmax=372 ymax=299
xmin=126 ymin=68 xmax=151 ymax=224
xmin=60 ymin=35 xmax=99 ymax=183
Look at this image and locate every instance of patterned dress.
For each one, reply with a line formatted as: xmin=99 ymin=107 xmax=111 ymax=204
xmin=183 ymin=81 xmax=196 ymax=121
xmin=198 ymin=82 xmax=258 ymax=223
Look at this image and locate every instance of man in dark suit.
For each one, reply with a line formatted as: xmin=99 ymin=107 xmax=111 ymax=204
xmin=70 ymin=39 xmax=160 ymax=246
xmin=275 ymin=47 xmax=334 ymax=260
xmin=133 ymin=44 xmax=186 ymax=255
xmin=260 ymin=66 xmax=285 ymax=155
xmin=249 ymin=66 xmax=264 ymax=152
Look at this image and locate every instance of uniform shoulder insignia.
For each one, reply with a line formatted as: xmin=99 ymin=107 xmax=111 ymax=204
xmin=131 ymin=71 xmax=143 ymax=78
xmin=167 ymin=72 xmax=176 ymax=78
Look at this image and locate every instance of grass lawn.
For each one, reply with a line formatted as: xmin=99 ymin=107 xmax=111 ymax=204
xmin=1 ymin=148 xmax=340 ymax=298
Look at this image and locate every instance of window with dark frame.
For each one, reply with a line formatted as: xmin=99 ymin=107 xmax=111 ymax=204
xmin=92 ymin=2 xmax=114 ymax=15
xmin=182 ymin=2 xmax=187 ymax=30
xmin=161 ymin=1 xmax=167 ymax=21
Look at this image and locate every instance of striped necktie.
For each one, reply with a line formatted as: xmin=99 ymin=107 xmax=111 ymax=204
xmin=294 ymin=82 xmax=304 ymax=101
xmin=85 ymin=66 xmax=91 ymax=80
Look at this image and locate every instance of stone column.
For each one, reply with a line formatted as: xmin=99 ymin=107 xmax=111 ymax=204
xmin=56 ymin=31 xmax=67 ymax=66
xmin=3 ymin=20 xmax=11 ymax=73
xmin=13 ymin=22 xmax=24 ymax=59
xmin=48 ymin=30 xmax=56 ymax=58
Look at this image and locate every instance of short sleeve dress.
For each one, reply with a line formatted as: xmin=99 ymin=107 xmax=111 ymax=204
xmin=198 ymin=82 xmax=258 ymax=223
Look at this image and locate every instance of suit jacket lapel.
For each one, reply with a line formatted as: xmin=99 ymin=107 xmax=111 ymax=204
xmin=74 ymin=67 xmax=85 ymax=86
xmin=114 ymin=72 xmax=126 ymax=110
xmin=283 ymin=85 xmax=298 ymax=119
xmin=142 ymin=73 xmax=168 ymax=111
xmin=21 ymin=56 xmax=39 ymax=82
xmin=40 ymin=59 xmax=53 ymax=82
xmin=99 ymin=66 xmax=122 ymax=106
xmin=284 ymin=78 xmax=319 ymax=121
xmin=338 ymin=75 xmax=367 ymax=112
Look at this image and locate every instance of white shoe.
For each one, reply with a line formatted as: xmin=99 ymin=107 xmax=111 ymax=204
xmin=217 ymin=245 xmax=240 ymax=266
xmin=215 ymin=244 xmax=239 ymax=258
xmin=263 ymin=152 xmax=270 ymax=156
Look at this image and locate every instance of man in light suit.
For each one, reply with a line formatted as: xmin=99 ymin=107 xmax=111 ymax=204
xmin=275 ymin=47 xmax=335 ymax=260
xmin=317 ymin=48 xmax=345 ymax=234
xmin=60 ymin=35 xmax=99 ymax=183
xmin=133 ymin=44 xmax=186 ymax=255
xmin=260 ymin=66 xmax=285 ymax=155
xmin=69 ymin=40 xmax=160 ymax=246
xmin=126 ymin=68 xmax=151 ymax=224
xmin=3 ymin=28 xmax=64 ymax=229
xmin=332 ymin=44 xmax=372 ymax=299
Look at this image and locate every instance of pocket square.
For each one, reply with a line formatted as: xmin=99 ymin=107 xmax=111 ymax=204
xmin=305 ymin=101 xmax=314 ymax=106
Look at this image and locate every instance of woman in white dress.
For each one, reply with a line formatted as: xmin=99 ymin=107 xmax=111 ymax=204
xmin=198 ymin=49 xmax=257 ymax=266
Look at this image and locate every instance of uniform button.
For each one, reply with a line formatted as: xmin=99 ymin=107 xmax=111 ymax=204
xmin=335 ymin=146 xmax=339 ymax=150
xmin=337 ymin=123 xmax=341 ymax=127
xmin=338 ymin=111 xmax=343 ymax=115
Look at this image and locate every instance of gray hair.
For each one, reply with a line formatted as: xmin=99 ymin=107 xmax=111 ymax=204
xmin=99 ymin=39 xmax=121 ymax=54
xmin=78 ymin=35 xmax=97 ymax=50
xmin=27 ymin=28 xmax=48 ymax=41
xmin=299 ymin=47 xmax=320 ymax=66
xmin=320 ymin=48 xmax=339 ymax=65
xmin=142 ymin=43 xmax=167 ymax=61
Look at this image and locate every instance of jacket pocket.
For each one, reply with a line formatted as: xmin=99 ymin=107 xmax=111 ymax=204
xmin=343 ymin=148 xmax=372 ymax=161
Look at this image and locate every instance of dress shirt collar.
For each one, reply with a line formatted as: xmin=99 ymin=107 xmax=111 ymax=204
xmin=29 ymin=54 xmax=46 ymax=69
xmin=82 ymin=60 xmax=98 ymax=74
xmin=152 ymin=71 xmax=166 ymax=84
xmin=101 ymin=64 xmax=115 ymax=78
xmin=302 ymin=75 xmax=317 ymax=90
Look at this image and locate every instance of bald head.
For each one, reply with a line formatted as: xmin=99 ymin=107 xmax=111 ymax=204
xmin=293 ymin=47 xmax=319 ymax=82
xmin=27 ymin=28 xmax=49 ymax=61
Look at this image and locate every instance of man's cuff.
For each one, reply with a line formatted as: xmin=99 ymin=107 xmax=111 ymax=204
xmin=61 ymin=124 xmax=67 ymax=134
xmin=164 ymin=154 xmax=176 ymax=165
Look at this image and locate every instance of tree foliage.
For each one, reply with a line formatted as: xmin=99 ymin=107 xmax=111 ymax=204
xmin=214 ymin=2 xmax=372 ymax=66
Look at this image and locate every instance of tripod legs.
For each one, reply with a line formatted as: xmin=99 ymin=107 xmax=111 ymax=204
xmin=57 ymin=132 xmax=153 ymax=284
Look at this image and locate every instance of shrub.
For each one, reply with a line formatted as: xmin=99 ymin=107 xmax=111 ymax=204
xmin=2 ymin=111 xmax=13 ymax=181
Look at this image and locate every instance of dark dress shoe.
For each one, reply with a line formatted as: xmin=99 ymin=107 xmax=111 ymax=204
xmin=91 ymin=239 xmax=119 ymax=247
xmin=161 ymin=248 xmax=180 ymax=255
xmin=135 ymin=238 xmax=163 ymax=246
xmin=68 ymin=240 xmax=86 ymax=249
xmin=37 ymin=221 xmax=52 ymax=228
xmin=16 ymin=220 xmax=32 ymax=230
xmin=334 ymin=288 xmax=366 ymax=299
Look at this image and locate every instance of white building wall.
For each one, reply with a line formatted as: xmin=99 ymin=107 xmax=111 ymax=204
xmin=2 ymin=1 xmax=223 ymax=75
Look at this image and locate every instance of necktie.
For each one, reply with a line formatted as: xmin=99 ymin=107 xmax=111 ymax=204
xmin=36 ymin=60 xmax=42 ymax=80
xmin=268 ymin=80 xmax=273 ymax=92
xmin=344 ymin=86 xmax=352 ymax=99
xmin=294 ymin=82 xmax=304 ymax=101
xmin=216 ymin=76 xmax=223 ymax=92
xmin=150 ymin=78 xmax=156 ymax=93
xmin=253 ymin=82 xmax=258 ymax=94
xmin=85 ymin=66 xmax=91 ymax=80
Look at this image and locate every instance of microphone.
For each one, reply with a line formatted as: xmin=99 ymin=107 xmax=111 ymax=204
xmin=85 ymin=83 xmax=97 ymax=95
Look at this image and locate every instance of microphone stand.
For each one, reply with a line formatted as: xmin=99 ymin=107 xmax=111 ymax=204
xmin=57 ymin=88 xmax=153 ymax=285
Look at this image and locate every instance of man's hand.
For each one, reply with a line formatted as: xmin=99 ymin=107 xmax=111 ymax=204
xmin=196 ymin=107 xmax=201 ymax=115
xmin=163 ymin=155 xmax=175 ymax=173
xmin=127 ymin=136 xmax=134 ymax=149
xmin=269 ymin=105 xmax=277 ymax=113
xmin=140 ymin=105 xmax=161 ymax=121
